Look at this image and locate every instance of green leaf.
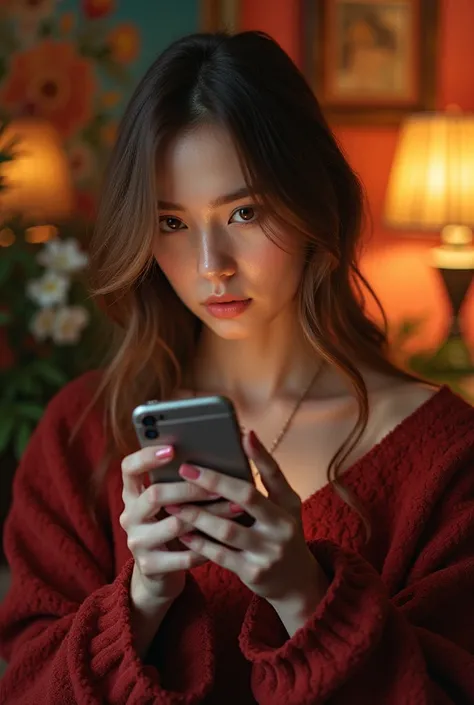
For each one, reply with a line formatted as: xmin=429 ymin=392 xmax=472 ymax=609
xmin=14 ymin=421 xmax=32 ymax=461
xmin=15 ymin=403 xmax=44 ymax=422
xmin=98 ymin=56 xmax=130 ymax=85
xmin=0 ymin=309 xmax=11 ymax=325
xmin=16 ymin=375 xmax=43 ymax=396
xmin=0 ymin=414 xmax=15 ymax=454
xmin=38 ymin=20 xmax=54 ymax=37
xmin=31 ymin=360 xmax=68 ymax=387
xmin=0 ymin=255 xmax=13 ymax=285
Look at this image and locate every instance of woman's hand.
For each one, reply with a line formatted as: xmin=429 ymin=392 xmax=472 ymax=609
xmin=120 ymin=444 xmax=241 ymax=607
xmin=163 ymin=431 xmax=329 ymax=635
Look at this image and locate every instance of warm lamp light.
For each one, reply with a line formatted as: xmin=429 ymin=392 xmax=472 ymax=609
xmin=0 ymin=118 xmax=73 ymax=225
xmin=385 ymin=109 xmax=474 ymax=370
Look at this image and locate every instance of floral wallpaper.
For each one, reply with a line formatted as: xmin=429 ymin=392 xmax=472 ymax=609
xmin=0 ymin=0 xmax=206 ymax=222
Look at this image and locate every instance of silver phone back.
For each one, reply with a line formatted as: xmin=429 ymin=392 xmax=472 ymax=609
xmin=132 ymin=395 xmax=253 ymax=484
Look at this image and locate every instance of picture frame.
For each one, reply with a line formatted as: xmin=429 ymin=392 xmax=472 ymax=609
xmin=202 ymin=0 xmax=240 ymax=31
xmin=302 ymin=0 xmax=439 ymax=125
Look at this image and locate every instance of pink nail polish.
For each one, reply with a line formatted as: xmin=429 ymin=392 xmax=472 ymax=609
xmin=179 ymin=464 xmax=201 ymax=480
xmin=155 ymin=446 xmax=173 ymax=460
xmin=229 ymin=503 xmax=242 ymax=514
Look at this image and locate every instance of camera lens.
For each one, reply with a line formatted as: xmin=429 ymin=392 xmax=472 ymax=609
xmin=142 ymin=415 xmax=156 ymax=427
xmin=144 ymin=428 xmax=159 ymax=440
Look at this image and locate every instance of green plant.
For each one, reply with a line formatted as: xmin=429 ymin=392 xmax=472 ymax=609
xmin=390 ymin=315 xmax=474 ymax=399
xmin=0 ymin=124 xmax=102 ymax=461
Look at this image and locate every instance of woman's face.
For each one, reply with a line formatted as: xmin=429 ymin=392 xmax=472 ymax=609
xmin=153 ymin=123 xmax=305 ymax=341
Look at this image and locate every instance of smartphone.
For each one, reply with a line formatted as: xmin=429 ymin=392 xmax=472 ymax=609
xmin=132 ymin=395 xmax=255 ymax=528
xmin=132 ymin=395 xmax=254 ymax=485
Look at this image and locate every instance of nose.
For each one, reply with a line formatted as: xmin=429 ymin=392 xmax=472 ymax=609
xmin=197 ymin=228 xmax=236 ymax=283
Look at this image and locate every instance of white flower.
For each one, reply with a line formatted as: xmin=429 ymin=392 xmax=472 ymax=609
xmin=52 ymin=306 xmax=89 ymax=344
xmin=27 ymin=270 xmax=69 ymax=307
xmin=30 ymin=307 xmax=56 ymax=341
xmin=37 ymin=238 xmax=88 ymax=274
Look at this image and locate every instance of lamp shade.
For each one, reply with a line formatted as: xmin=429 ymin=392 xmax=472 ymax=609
xmin=384 ymin=111 xmax=474 ymax=232
xmin=0 ymin=118 xmax=73 ymax=224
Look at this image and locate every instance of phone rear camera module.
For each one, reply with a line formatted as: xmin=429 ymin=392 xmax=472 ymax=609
xmin=144 ymin=428 xmax=159 ymax=440
xmin=142 ymin=415 xmax=156 ymax=427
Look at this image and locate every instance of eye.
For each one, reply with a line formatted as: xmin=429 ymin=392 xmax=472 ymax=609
xmin=229 ymin=206 xmax=259 ymax=225
xmin=159 ymin=216 xmax=186 ymax=233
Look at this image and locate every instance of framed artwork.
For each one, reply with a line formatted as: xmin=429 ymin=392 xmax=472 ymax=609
xmin=302 ymin=0 xmax=439 ymax=124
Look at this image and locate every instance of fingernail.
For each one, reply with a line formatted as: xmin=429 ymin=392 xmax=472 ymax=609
xmin=180 ymin=533 xmax=194 ymax=543
xmin=165 ymin=504 xmax=181 ymax=514
xmin=249 ymin=430 xmax=260 ymax=451
xmin=155 ymin=446 xmax=173 ymax=459
xmin=207 ymin=493 xmax=221 ymax=500
xmin=179 ymin=464 xmax=201 ymax=480
xmin=229 ymin=503 xmax=243 ymax=514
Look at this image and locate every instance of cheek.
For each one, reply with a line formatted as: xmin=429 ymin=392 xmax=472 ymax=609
xmin=153 ymin=240 xmax=192 ymax=291
xmin=245 ymin=239 xmax=303 ymax=291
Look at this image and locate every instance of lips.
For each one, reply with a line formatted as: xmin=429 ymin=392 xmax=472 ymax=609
xmin=204 ymin=294 xmax=247 ymax=305
xmin=203 ymin=295 xmax=252 ymax=320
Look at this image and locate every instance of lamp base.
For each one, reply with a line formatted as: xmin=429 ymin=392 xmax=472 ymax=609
xmin=431 ymin=266 xmax=474 ymax=373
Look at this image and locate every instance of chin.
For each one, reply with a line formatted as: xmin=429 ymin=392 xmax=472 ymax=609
xmin=203 ymin=317 xmax=253 ymax=340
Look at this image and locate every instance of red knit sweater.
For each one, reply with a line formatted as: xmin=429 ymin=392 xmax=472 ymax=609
xmin=1 ymin=374 xmax=474 ymax=704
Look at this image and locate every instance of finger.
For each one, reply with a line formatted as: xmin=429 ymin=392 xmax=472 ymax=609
xmin=131 ymin=482 xmax=221 ymax=523
xmin=179 ymin=533 xmax=246 ymax=576
xmin=127 ymin=513 xmax=194 ymax=551
xmin=178 ymin=463 xmax=280 ymax=526
xmin=137 ymin=548 xmax=208 ymax=576
xmin=165 ymin=504 xmax=260 ymax=551
xmin=122 ymin=445 xmax=174 ymax=497
xmin=205 ymin=500 xmax=245 ymax=519
xmin=243 ymin=430 xmax=301 ymax=512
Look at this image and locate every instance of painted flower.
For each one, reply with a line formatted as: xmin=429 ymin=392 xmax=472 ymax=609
xmin=0 ymin=40 xmax=96 ymax=139
xmin=59 ymin=12 xmax=75 ymax=35
xmin=52 ymin=306 xmax=89 ymax=344
xmin=108 ymin=24 xmax=140 ymax=64
xmin=12 ymin=0 xmax=58 ymax=48
xmin=30 ymin=306 xmax=56 ymax=341
xmin=82 ymin=0 xmax=115 ymax=20
xmin=101 ymin=120 xmax=118 ymax=147
xmin=67 ymin=140 xmax=96 ymax=183
xmin=13 ymin=0 xmax=57 ymax=25
xmin=37 ymin=238 xmax=88 ymax=273
xmin=27 ymin=270 xmax=69 ymax=307
xmin=101 ymin=90 xmax=121 ymax=108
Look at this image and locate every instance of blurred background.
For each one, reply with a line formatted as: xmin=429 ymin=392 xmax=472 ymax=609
xmin=1 ymin=0 xmax=474 ymax=572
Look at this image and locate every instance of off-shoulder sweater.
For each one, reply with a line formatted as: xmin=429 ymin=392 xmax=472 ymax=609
xmin=1 ymin=373 xmax=474 ymax=704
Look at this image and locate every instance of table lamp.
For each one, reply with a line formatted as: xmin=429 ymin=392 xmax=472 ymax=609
xmin=384 ymin=109 xmax=474 ymax=371
xmin=0 ymin=117 xmax=73 ymax=244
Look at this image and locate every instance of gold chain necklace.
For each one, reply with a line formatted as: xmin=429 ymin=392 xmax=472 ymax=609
xmin=192 ymin=363 xmax=323 ymax=488
xmin=242 ymin=365 xmax=323 ymax=488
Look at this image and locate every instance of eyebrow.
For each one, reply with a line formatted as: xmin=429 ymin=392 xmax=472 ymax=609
xmin=158 ymin=186 xmax=253 ymax=212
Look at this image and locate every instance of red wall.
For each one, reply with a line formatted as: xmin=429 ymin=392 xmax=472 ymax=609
xmin=241 ymin=0 xmax=474 ymax=350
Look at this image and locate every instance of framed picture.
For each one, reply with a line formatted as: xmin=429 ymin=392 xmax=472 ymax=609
xmin=302 ymin=0 xmax=439 ymax=124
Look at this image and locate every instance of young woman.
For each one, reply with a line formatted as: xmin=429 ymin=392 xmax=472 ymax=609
xmin=1 ymin=31 xmax=474 ymax=705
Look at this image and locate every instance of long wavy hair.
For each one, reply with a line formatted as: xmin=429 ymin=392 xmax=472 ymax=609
xmin=87 ymin=31 xmax=414 ymax=511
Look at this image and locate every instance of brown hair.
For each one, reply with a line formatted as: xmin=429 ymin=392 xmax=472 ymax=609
xmin=87 ymin=31 xmax=414 ymax=514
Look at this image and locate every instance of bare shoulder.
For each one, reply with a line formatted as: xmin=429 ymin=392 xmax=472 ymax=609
xmin=366 ymin=375 xmax=439 ymax=430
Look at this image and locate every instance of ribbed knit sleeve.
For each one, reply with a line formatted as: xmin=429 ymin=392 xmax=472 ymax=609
xmin=239 ymin=469 xmax=474 ymax=705
xmin=0 ymin=377 xmax=215 ymax=704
